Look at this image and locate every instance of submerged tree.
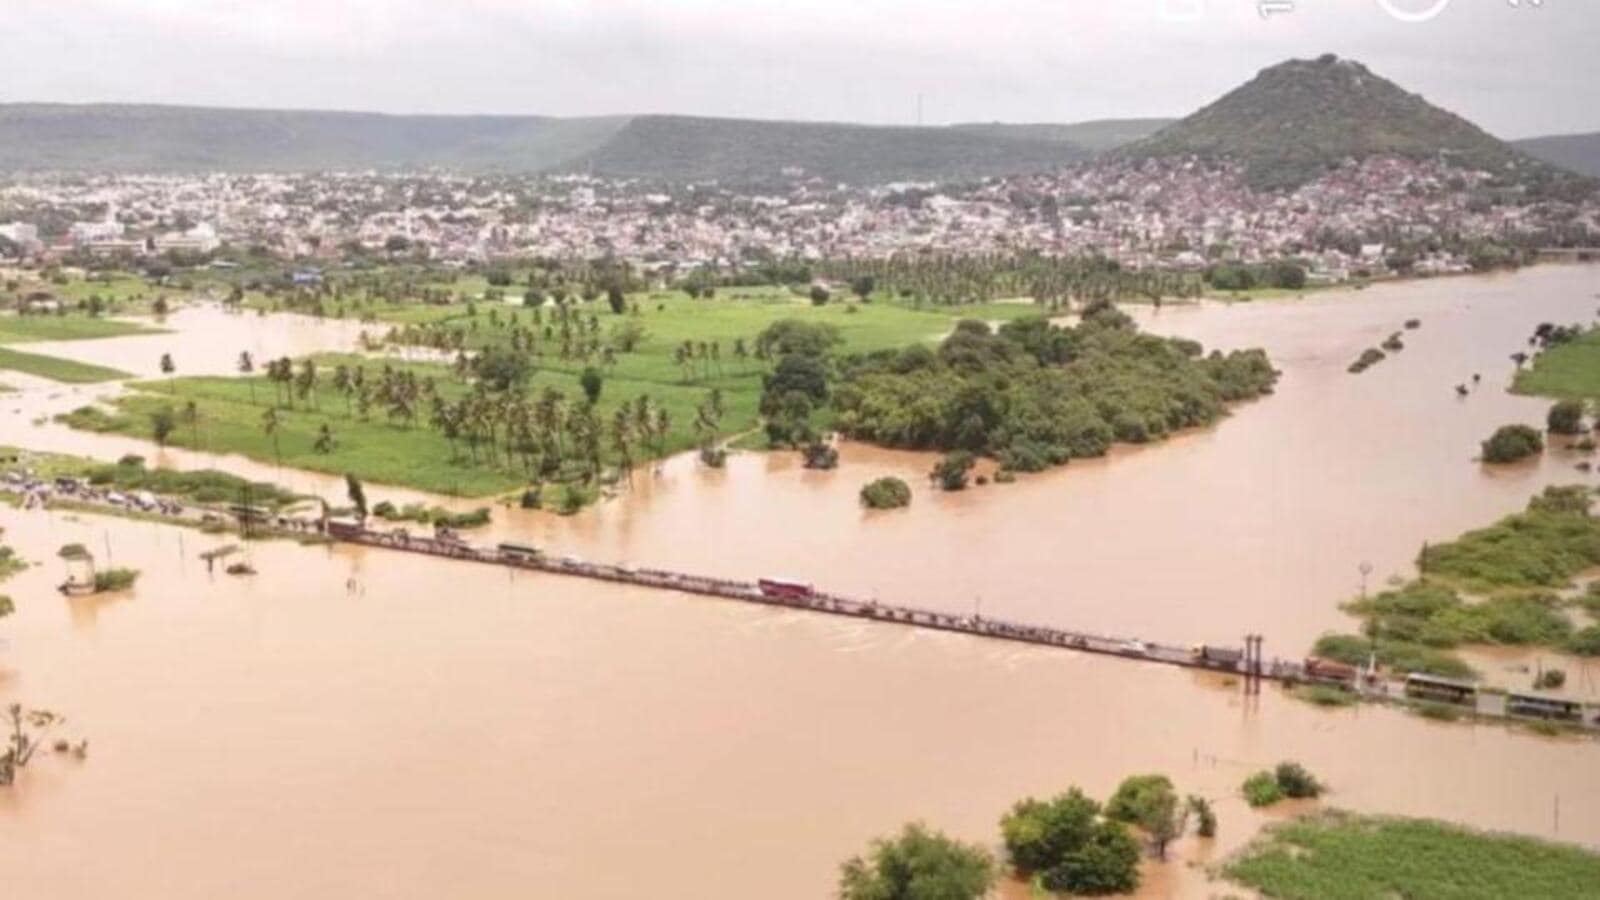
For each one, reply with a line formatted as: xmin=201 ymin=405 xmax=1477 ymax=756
xmin=0 ymin=705 xmax=62 ymax=787
xmin=838 ymin=822 xmax=995 ymax=900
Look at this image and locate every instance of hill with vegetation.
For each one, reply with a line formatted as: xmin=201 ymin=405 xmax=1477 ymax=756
xmin=1118 ymin=55 xmax=1556 ymax=190
xmin=1514 ymin=131 xmax=1600 ymax=178
xmin=579 ymin=114 xmax=1089 ymax=183
xmin=0 ymin=103 xmax=630 ymax=173
xmin=0 ymin=103 xmax=1095 ymax=182
xmin=950 ymin=118 xmax=1173 ymax=153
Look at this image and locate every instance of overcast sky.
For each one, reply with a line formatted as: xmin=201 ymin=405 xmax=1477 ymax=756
xmin=1 ymin=0 xmax=1596 ymax=138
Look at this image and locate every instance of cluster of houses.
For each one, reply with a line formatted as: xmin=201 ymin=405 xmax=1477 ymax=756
xmin=0 ymin=154 xmax=1593 ymax=278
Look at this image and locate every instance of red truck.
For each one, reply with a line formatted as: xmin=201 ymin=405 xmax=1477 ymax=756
xmin=1303 ymin=656 xmax=1359 ymax=685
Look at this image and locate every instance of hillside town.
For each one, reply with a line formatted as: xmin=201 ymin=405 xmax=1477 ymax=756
xmin=1 ymin=155 xmax=1596 ymax=282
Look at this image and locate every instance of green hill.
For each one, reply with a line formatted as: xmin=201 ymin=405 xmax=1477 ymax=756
xmin=579 ymin=114 xmax=1089 ymax=183
xmin=0 ymin=104 xmax=1092 ymax=183
xmin=1514 ymin=132 xmax=1600 ymax=179
xmin=0 ymin=104 xmax=629 ymax=173
xmin=1118 ymin=55 xmax=1552 ymax=190
xmin=950 ymin=118 xmax=1174 ymax=153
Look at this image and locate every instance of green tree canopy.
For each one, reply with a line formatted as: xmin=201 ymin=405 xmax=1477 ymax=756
xmin=838 ymin=822 xmax=995 ymax=900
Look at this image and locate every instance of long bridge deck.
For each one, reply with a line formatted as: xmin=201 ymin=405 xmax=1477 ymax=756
xmin=8 ymin=472 xmax=1598 ymax=732
xmin=330 ymin=522 xmax=1289 ymax=681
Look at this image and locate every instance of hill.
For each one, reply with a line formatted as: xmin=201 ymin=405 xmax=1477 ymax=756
xmin=1514 ymin=132 xmax=1600 ymax=179
xmin=0 ymin=104 xmax=629 ymax=173
xmin=576 ymin=114 xmax=1089 ymax=183
xmin=1118 ymin=55 xmax=1549 ymax=190
xmin=0 ymin=104 xmax=1093 ymax=182
xmin=950 ymin=118 xmax=1174 ymax=153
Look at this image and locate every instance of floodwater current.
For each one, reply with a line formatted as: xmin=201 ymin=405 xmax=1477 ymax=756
xmin=3 ymin=265 xmax=1600 ymax=898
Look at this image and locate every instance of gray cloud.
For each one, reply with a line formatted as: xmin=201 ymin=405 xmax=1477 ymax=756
xmin=0 ymin=0 xmax=1595 ymax=138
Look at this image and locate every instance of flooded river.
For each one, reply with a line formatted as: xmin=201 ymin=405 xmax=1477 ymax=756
xmin=3 ymin=267 xmax=1600 ymax=897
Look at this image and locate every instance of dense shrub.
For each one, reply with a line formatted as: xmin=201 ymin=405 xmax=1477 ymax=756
xmin=1348 ymin=348 xmax=1385 ymax=373
xmin=838 ymin=823 xmax=994 ymax=900
xmin=1347 ymin=581 xmax=1574 ymax=648
xmin=1417 ymin=486 xmax=1600 ymax=590
xmin=1535 ymin=668 xmax=1567 ymax=690
xmin=372 ymin=502 xmax=491 ymax=529
xmin=1566 ymin=626 xmax=1600 ymax=657
xmin=1001 ymin=788 xmax=1140 ymax=896
xmin=1105 ymin=774 xmax=1174 ymax=824
xmin=1481 ymin=424 xmax=1544 ymax=463
xmin=860 ymin=477 xmax=912 ymax=510
xmin=833 ymin=310 xmax=1275 ymax=470
xmin=931 ymin=451 xmax=975 ymax=491
xmin=93 ymin=567 xmax=140 ymax=592
xmin=1242 ymin=771 xmax=1284 ymax=808
xmin=801 ymin=441 xmax=839 ymax=470
xmin=1312 ymin=633 xmax=1475 ymax=679
xmin=83 ymin=459 xmax=298 ymax=509
xmin=1274 ymin=762 xmax=1322 ymax=799
xmin=1548 ymin=399 xmax=1586 ymax=435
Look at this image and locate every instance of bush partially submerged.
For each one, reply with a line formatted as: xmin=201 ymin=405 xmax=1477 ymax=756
xmin=1481 ymin=424 xmax=1544 ymax=463
xmin=1348 ymin=347 xmax=1385 ymax=373
xmin=93 ymin=567 xmax=140 ymax=592
xmin=1242 ymin=771 xmax=1284 ymax=808
xmin=860 ymin=477 xmax=912 ymax=510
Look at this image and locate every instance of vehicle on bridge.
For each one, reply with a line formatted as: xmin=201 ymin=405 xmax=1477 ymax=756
xmin=497 ymin=542 xmax=541 ymax=562
xmin=1303 ymin=656 xmax=1358 ymax=686
xmin=1505 ymin=692 xmax=1584 ymax=723
xmin=758 ymin=577 xmax=814 ymax=600
xmin=1404 ymin=672 xmax=1477 ymax=706
xmin=1191 ymin=644 xmax=1244 ymax=669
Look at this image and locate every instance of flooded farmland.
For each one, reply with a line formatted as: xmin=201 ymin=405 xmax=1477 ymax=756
xmin=3 ymin=265 xmax=1600 ymax=898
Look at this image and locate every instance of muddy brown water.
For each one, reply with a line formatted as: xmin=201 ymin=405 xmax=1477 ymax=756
xmin=3 ymin=267 xmax=1600 ymax=898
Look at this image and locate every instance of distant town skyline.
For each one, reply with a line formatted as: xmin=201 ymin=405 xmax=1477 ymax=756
xmin=2 ymin=0 xmax=1597 ymax=139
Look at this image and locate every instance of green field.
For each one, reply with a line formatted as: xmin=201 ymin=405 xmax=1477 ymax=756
xmin=63 ymin=353 xmax=760 ymax=497
xmin=1224 ymin=810 xmax=1600 ymax=900
xmin=59 ymin=290 xmax=1053 ymax=496
xmin=0 ymin=313 xmax=160 ymax=343
xmin=0 ymin=345 xmax=130 ymax=383
xmin=1514 ymin=328 xmax=1600 ymax=397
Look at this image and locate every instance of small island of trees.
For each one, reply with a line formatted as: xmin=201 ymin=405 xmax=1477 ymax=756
xmin=833 ymin=305 xmax=1277 ymax=473
xmin=839 ymin=771 xmax=1219 ymax=899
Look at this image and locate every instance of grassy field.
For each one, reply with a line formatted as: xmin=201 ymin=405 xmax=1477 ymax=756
xmin=0 ymin=313 xmax=160 ymax=343
xmin=1224 ymin=810 xmax=1600 ymax=900
xmin=0 ymin=345 xmax=130 ymax=383
xmin=60 ymin=289 xmax=1052 ymax=496
xmin=64 ymin=352 xmax=761 ymax=496
xmin=1514 ymin=328 xmax=1600 ymax=397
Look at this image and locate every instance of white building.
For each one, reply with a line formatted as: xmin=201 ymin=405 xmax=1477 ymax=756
xmin=153 ymin=222 xmax=220 ymax=254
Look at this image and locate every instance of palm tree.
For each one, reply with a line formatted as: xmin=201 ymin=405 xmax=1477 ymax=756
xmin=238 ymin=351 xmax=257 ymax=404
xmin=296 ymin=359 xmax=318 ymax=409
xmin=332 ymin=364 xmax=354 ymax=414
xmin=261 ymin=407 xmax=283 ymax=467
xmin=312 ymin=423 xmax=335 ymax=455
xmin=182 ymin=400 xmax=200 ymax=446
xmin=652 ymin=407 xmax=671 ymax=455
xmin=610 ymin=407 xmax=634 ymax=487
